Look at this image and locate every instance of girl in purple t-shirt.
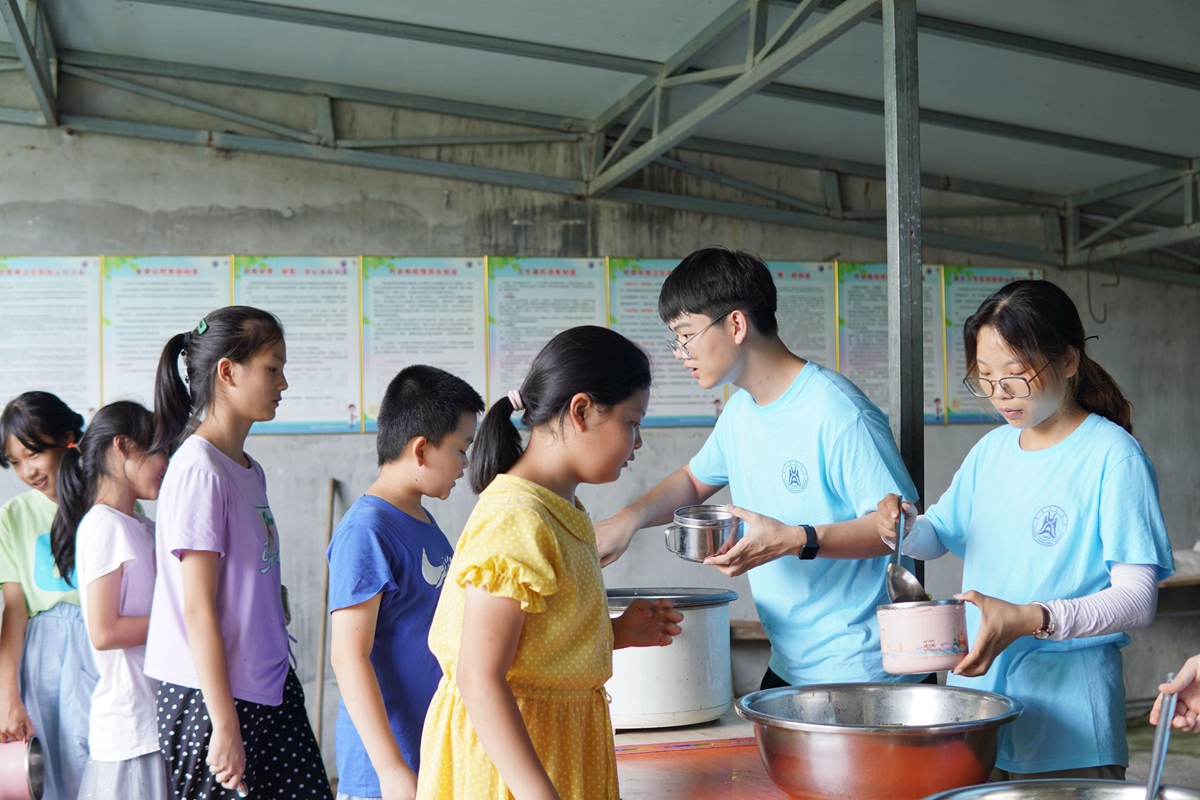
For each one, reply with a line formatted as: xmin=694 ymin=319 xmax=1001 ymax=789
xmin=144 ymin=307 xmax=331 ymax=800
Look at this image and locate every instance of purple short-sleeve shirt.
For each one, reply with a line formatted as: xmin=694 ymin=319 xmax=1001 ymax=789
xmin=144 ymin=435 xmax=289 ymax=705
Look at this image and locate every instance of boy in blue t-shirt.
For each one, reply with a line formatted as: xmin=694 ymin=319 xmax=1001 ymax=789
xmin=328 ymin=365 xmax=483 ymax=800
xmin=596 ymin=247 xmax=919 ymax=688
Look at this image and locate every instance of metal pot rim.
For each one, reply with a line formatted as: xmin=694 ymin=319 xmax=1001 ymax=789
xmin=606 ymin=587 xmax=739 ymax=611
xmin=673 ymin=505 xmax=737 ymax=529
xmin=921 ymin=779 xmax=1200 ymax=800
xmin=735 ymin=683 xmax=1023 ymax=734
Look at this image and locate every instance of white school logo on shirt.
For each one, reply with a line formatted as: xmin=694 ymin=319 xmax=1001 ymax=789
xmin=421 ymin=549 xmax=451 ymax=588
xmin=782 ymin=460 xmax=809 ymax=494
xmin=1032 ymin=505 xmax=1068 ymax=546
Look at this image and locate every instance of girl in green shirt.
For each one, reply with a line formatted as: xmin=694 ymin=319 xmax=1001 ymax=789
xmin=0 ymin=391 xmax=98 ymax=800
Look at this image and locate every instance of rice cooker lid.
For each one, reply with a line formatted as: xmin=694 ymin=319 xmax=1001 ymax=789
xmin=607 ymin=587 xmax=739 ymax=613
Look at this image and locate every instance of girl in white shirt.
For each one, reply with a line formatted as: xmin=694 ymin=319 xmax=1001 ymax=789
xmin=51 ymin=401 xmax=169 ymax=799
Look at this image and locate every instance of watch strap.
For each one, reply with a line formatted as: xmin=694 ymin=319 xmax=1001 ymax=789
xmin=798 ymin=524 xmax=819 ymax=560
xmin=1032 ymin=601 xmax=1054 ymax=639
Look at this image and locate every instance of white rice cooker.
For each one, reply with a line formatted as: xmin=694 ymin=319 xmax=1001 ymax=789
xmin=605 ymin=587 xmax=739 ymax=729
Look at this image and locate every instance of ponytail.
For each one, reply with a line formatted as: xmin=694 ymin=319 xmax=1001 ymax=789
xmin=1074 ymin=353 xmax=1132 ymax=433
xmin=964 ymin=279 xmax=1134 ymax=433
xmin=152 ymin=306 xmax=284 ymax=454
xmin=469 ymin=326 xmax=651 ymax=493
xmin=50 ymin=400 xmax=155 ymax=584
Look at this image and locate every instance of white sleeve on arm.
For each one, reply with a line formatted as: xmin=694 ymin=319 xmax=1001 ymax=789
xmin=890 ymin=515 xmax=949 ymax=561
xmin=1045 ymin=563 xmax=1158 ymax=641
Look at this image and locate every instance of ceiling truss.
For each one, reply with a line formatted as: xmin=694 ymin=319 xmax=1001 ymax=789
xmin=0 ymin=1 xmax=1197 ymax=286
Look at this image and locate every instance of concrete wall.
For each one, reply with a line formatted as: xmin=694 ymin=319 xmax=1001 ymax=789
xmin=2 ymin=80 xmax=1199 ymax=768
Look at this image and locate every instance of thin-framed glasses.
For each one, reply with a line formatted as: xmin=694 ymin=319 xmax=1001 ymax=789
xmin=665 ymin=312 xmax=730 ymax=359
xmin=962 ymin=361 xmax=1052 ymax=399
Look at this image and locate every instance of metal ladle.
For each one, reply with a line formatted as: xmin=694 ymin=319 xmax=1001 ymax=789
xmin=886 ymin=515 xmax=929 ymax=603
xmin=1146 ymin=672 xmax=1178 ymax=800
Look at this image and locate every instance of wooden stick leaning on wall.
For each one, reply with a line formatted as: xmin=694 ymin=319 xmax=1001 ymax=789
xmin=314 ymin=477 xmax=338 ymax=749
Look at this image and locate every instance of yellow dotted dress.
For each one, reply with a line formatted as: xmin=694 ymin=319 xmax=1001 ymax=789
xmin=416 ymin=474 xmax=617 ymax=800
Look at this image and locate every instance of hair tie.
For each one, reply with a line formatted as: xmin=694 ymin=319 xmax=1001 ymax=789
xmin=1085 ymin=335 xmax=1099 ymax=342
xmin=507 ymin=389 xmax=524 ymax=412
xmin=183 ymin=331 xmax=192 ymax=350
xmin=66 ymin=442 xmax=78 ymax=450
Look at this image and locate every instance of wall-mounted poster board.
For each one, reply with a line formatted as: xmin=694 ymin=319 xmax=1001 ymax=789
xmin=101 ymin=256 xmax=233 ymax=408
xmin=943 ymin=266 xmax=1044 ymax=423
xmin=233 ymin=256 xmax=362 ymax=433
xmin=361 ymin=257 xmax=487 ymax=431
xmin=770 ymin=261 xmax=837 ymax=370
xmin=608 ymin=258 xmax=726 ymax=426
xmin=486 ymin=257 xmax=606 ymax=406
xmin=836 ymin=263 xmax=947 ymax=422
xmin=0 ymin=257 xmax=102 ymax=419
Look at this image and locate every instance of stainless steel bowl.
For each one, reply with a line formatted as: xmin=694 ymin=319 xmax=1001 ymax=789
xmin=664 ymin=505 xmax=742 ymax=562
xmin=736 ymin=683 xmax=1023 ymax=800
xmin=922 ymin=780 xmax=1200 ymax=800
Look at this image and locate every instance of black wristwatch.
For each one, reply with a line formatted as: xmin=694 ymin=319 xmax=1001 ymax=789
xmin=798 ymin=524 xmax=819 ymax=560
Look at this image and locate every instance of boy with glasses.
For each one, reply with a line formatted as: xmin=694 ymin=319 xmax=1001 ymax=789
xmin=596 ymin=247 xmax=921 ymax=689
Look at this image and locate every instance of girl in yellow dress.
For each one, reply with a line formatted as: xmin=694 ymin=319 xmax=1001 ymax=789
xmin=417 ymin=326 xmax=683 ymax=800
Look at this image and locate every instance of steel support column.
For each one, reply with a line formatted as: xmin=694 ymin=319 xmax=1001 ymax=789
xmin=882 ymin=0 xmax=923 ymax=506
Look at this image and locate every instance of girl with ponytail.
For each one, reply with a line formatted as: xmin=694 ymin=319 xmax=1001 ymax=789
xmin=143 ymin=307 xmax=332 ymax=800
xmin=417 ymin=326 xmax=682 ymax=800
xmin=876 ymin=279 xmax=1173 ymax=779
xmin=0 ymin=391 xmax=96 ymax=800
xmin=51 ymin=401 xmax=170 ymax=798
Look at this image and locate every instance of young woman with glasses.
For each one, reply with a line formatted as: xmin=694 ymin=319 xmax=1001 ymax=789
xmin=876 ymin=279 xmax=1173 ymax=781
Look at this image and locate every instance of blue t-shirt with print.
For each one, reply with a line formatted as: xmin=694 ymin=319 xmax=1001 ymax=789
xmin=690 ymin=362 xmax=918 ymax=685
xmin=927 ymin=414 xmax=1173 ymax=773
xmin=327 ymin=495 xmax=454 ymax=796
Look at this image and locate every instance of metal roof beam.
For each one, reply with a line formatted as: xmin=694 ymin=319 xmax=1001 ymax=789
xmin=62 ymin=64 xmax=323 ymax=144
xmin=589 ymin=0 xmax=881 ymax=195
xmin=744 ymin=81 xmax=1190 ymax=168
xmin=59 ymin=50 xmax=587 ymax=132
xmin=656 ymin=154 xmax=827 ymax=214
xmin=0 ymin=0 xmax=55 ymax=124
xmin=1066 ymin=221 xmax=1200 ymax=266
xmin=1067 ymin=164 xmax=1195 ymax=207
xmin=122 ymin=0 xmax=659 ymax=75
xmin=787 ymin=1 xmax=1200 ymax=92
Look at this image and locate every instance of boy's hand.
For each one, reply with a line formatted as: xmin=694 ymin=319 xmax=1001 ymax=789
xmin=595 ymin=510 xmax=639 ymax=567
xmin=612 ymin=598 xmax=683 ymax=649
xmin=704 ymin=505 xmax=794 ymax=577
xmin=381 ymin=762 xmax=418 ymax=800
xmin=1151 ymin=655 xmax=1200 ymax=731
xmin=876 ymin=494 xmax=916 ymax=549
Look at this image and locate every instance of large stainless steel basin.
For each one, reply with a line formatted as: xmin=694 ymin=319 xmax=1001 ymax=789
xmin=736 ymin=683 xmax=1022 ymax=800
xmin=922 ymin=780 xmax=1200 ymax=800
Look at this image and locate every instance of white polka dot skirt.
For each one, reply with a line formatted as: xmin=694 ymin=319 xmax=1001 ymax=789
xmin=156 ymin=669 xmax=332 ymax=799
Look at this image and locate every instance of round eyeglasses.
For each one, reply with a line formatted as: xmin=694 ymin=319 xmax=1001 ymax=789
xmin=665 ymin=312 xmax=729 ymax=359
xmin=962 ymin=361 xmax=1052 ymax=399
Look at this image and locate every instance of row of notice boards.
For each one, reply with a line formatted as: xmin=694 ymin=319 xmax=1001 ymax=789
xmin=0 ymin=255 xmax=1042 ymax=433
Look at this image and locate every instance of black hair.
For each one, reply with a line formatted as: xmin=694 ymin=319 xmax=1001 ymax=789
xmin=470 ymin=326 xmax=651 ymax=493
xmin=0 ymin=391 xmax=84 ymax=468
xmin=153 ymin=306 xmax=284 ymax=454
xmin=50 ymin=401 xmax=155 ymax=585
xmin=964 ymin=279 xmax=1133 ymax=433
xmin=657 ymin=247 xmax=779 ymax=336
xmin=376 ymin=365 xmax=485 ymax=467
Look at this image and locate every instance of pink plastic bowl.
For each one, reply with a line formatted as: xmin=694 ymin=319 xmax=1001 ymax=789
xmin=877 ymin=599 xmax=969 ymax=675
xmin=0 ymin=737 xmax=43 ymax=800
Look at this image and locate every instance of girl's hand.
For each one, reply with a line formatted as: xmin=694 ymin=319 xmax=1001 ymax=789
xmin=612 ymin=598 xmax=683 ymax=649
xmin=1151 ymin=655 xmax=1200 ymax=731
xmin=876 ymin=494 xmax=916 ymax=549
xmin=0 ymin=694 xmax=34 ymax=743
xmin=380 ymin=763 xmax=418 ymax=800
xmin=952 ymin=591 xmax=1043 ymax=677
xmin=704 ymin=505 xmax=796 ymax=577
xmin=206 ymin=720 xmax=247 ymax=791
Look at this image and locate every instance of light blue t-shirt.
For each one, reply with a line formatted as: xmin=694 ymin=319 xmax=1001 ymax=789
xmin=690 ymin=362 xmax=919 ymax=684
xmin=926 ymin=414 xmax=1174 ymax=774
